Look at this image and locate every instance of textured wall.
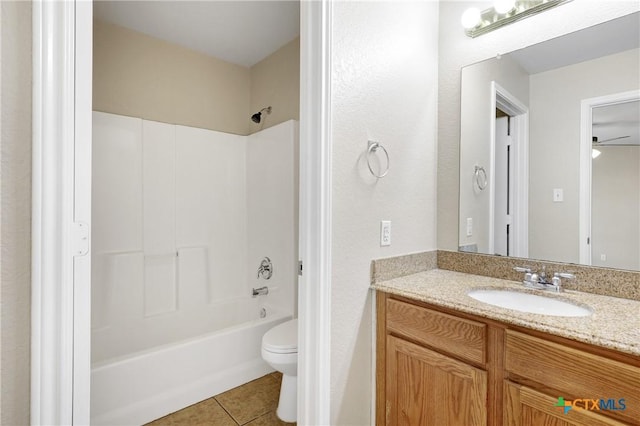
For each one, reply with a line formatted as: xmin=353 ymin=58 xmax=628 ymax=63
xmin=438 ymin=0 xmax=640 ymax=251
xmin=330 ymin=2 xmax=438 ymax=423
xmin=1 ymin=1 xmax=32 ymax=424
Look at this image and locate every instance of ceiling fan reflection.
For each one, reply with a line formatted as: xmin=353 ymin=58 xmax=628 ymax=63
xmin=592 ymin=135 xmax=636 ymax=146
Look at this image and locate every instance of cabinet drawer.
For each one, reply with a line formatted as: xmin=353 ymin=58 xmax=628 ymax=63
xmin=386 ymin=298 xmax=486 ymax=365
xmin=505 ymin=330 xmax=640 ymax=425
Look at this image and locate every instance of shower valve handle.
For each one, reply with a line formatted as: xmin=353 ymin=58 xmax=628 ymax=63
xmin=257 ymin=257 xmax=273 ymax=280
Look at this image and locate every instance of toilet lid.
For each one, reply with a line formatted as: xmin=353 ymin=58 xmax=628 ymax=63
xmin=263 ymin=319 xmax=298 ymax=354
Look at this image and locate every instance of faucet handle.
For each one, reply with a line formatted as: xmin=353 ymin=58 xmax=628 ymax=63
xmin=554 ymin=272 xmax=575 ymax=279
xmin=257 ymin=257 xmax=273 ymax=280
xmin=514 ymin=267 xmax=534 ymax=284
xmin=551 ymin=272 xmax=575 ymax=292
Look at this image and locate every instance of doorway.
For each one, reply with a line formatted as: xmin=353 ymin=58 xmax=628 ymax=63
xmin=490 ymin=82 xmax=529 ymax=258
xmin=31 ymin=2 xmax=332 ymax=424
xmin=579 ymin=90 xmax=640 ymax=269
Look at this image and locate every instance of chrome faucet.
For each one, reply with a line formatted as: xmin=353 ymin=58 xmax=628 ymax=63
xmin=514 ymin=267 xmax=575 ymax=293
xmin=257 ymin=257 xmax=273 ymax=280
xmin=252 ymin=286 xmax=269 ymax=297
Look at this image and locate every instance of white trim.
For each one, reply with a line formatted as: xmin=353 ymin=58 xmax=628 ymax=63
xmin=73 ymin=1 xmax=93 ymax=424
xmin=32 ymin=0 xmax=331 ymax=423
xmin=512 ymin=110 xmax=529 ymax=258
xmin=31 ymin=1 xmax=76 ymax=424
xmin=579 ymin=89 xmax=640 ymax=265
xmin=488 ymin=88 xmax=497 ymax=254
xmin=31 ymin=1 xmax=93 ymax=423
xmin=298 ymin=1 xmax=332 ymax=424
xmin=491 ymin=82 xmax=529 ymax=257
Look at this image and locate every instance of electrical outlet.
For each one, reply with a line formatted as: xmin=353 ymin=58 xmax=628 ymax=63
xmin=466 ymin=218 xmax=473 ymax=237
xmin=380 ymin=220 xmax=391 ymax=246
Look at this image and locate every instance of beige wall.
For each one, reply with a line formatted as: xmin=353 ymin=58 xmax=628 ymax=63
xmin=94 ymin=20 xmax=251 ymax=135
xmin=330 ymin=2 xmax=438 ymax=423
xmin=1 ymin=1 xmax=32 ymax=424
xmin=528 ymin=48 xmax=640 ymax=263
xmin=592 ymin=146 xmax=640 ymax=270
xmin=250 ymin=38 xmax=299 ymax=134
xmin=94 ymin=21 xmax=299 ymax=136
xmin=438 ymin=0 xmax=640 ymax=251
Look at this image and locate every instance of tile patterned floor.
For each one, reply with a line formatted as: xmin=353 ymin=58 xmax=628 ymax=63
xmin=146 ymin=373 xmax=295 ymax=426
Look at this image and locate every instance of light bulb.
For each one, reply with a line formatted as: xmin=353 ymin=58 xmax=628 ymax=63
xmin=494 ymin=0 xmax=516 ymax=14
xmin=461 ymin=8 xmax=481 ymax=30
xmin=592 ymin=149 xmax=601 ymax=159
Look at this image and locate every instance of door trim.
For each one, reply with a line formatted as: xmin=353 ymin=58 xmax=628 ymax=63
xmin=579 ymin=89 xmax=640 ymax=265
xmin=298 ymin=1 xmax=333 ymax=424
xmin=490 ymin=82 xmax=529 ymax=257
xmin=31 ymin=1 xmax=92 ymax=424
xmin=32 ymin=1 xmax=331 ymax=424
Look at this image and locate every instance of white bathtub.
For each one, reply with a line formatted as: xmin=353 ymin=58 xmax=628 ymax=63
xmin=91 ymin=304 xmax=291 ymax=425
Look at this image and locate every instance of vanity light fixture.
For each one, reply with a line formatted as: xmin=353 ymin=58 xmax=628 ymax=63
xmin=462 ymin=0 xmax=573 ymax=38
xmin=494 ymin=0 xmax=516 ymax=15
xmin=461 ymin=7 xmax=482 ymax=30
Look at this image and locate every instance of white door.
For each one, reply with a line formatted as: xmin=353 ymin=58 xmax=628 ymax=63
xmin=494 ymin=116 xmax=513 ymax=256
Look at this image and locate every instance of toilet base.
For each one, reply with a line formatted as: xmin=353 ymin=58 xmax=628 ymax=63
xmin=276 ymin=374 xmax=297 ymax=423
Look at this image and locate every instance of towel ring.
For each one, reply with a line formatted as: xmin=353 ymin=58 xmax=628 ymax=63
xmin=367 ymin=141 xmax=390 ymax=178
xmin=474 ymin=166 xmax=487 ymax=190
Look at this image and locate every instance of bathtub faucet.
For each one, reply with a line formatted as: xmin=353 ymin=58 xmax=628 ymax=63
xmin=252 ymin=286 xmax=269 ymax=297
xmin=257 ymin=257 xmax=273 ymax=280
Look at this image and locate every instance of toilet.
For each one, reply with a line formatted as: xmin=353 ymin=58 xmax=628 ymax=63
xmin=261 ymin=318 xmax=298 ymax=423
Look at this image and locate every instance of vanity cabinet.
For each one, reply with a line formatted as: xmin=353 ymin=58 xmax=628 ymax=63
xmin=386 ymin=335 xmax=487 ymax=425
xmin=504 ymin=330 xmax=640 ymax=425
xmin=376 ymin=291 xmax=640 ymax=426
xmin=503 ymin=382 xmax=627 ymax=426
xmin=379 ymin=295 xmax=490 ymax=425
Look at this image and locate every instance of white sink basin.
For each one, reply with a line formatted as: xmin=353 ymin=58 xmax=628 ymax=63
xmin=467 ymin=289 xmax=592 ymax=317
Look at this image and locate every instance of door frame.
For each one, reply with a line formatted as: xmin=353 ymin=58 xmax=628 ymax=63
xmin=298 ymin=1 xmax=333 ymax=424
xmin=31 ymin=1 xmax=92 ymax=424
xmin=32 ymin=1 xmax=332 ymax=424
xmin=490 ymin=82 xmax=529 ymax=257
xmin=579 ymin=89 xmax=640 ymax=265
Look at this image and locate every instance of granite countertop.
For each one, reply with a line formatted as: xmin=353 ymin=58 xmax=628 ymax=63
xmin=372 ymin=269 xmax=640 ymax=357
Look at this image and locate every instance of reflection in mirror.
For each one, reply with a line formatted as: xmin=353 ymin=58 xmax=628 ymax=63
xmin=459 ymin=12 xmax=640 ymax=271
xmin=589 ymin=100 xmax=639 ymax=270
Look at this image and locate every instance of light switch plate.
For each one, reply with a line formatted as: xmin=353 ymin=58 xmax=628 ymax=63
xmin=553 ymin=188 xmax=564 ymax=202
xmin=380 ymin=220 xmax=391 ymax=246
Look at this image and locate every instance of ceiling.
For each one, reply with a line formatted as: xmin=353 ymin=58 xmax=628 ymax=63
xmin=93 ymin=1 xmax=300 ymax=68
xmin=503 ymin=12 xmax=639 ymax=148
xmin=510 ymin=12 xmax=640 ymax=75
xmin=593 ymin=100 xmax=640 ymax=147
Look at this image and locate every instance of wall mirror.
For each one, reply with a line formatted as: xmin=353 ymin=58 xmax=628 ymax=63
xmin=459 ymin=12 xmax=640 ymax=271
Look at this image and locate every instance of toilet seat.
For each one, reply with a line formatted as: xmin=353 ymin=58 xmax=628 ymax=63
xmin=262 ymin=319 xmax=297 ymax=354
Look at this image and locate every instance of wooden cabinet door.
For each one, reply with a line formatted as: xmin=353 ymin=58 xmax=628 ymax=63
xmin=504 ymin=381 xmax=627 ymax=426
xmin=386 ymin=335 xmax=487 ymax=426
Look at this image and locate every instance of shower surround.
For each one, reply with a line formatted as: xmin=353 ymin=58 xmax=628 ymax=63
xmin=90 ymin=112 xmax=298 ymax=424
